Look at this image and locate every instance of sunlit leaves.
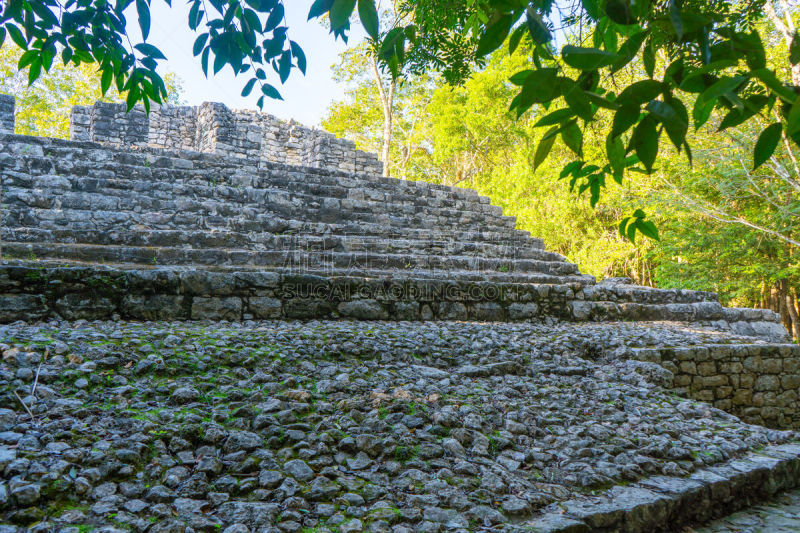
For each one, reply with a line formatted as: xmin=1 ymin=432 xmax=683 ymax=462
xmin=620 ymin=210 xmax=659 ymax=244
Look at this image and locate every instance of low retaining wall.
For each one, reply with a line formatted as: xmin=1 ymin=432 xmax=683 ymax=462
xmin=626 ymin=344 xmax=800 ymax=429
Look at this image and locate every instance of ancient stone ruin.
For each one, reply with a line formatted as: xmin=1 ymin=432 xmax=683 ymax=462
xmin=2 ymin=96 xmax=800 ymax=532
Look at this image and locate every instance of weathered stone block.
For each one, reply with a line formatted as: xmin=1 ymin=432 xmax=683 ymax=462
xmin=508 ymin=302 xmax=538 ymax=320
xmin=732 ymin=389 xmax=752 ymax=406
xmin=337 ymin=299 xmax=388 ymax=320
xmin=122 ymin=294 xmax=185 ymax=320
xmin=679 ymin=362 xmax=697 ymax=375
xmin=0 ymin=294 xmax=47 ymax=321
xmin=697 ymin=362 xmax=716 ymax=376
xmin=191 ymin=296 xmax=242 ymax=320
xmin=781 ymin=374 xmax=800 ymax=390
xmin=762 ymin=358 xmax=783 ymax=374
xmin=248 ymin=297 xmax=282 ymax=319
xmin=703 ymin=375 xmax=729 ymax=387
xmin=755 ymin=375 xmax=781 ymax=392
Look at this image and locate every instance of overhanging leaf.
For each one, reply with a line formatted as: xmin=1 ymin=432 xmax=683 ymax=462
xmin=753 ymin=122 xmax=782 ymax=169
xmin=562 ymin=45 xmax=619 ymax=71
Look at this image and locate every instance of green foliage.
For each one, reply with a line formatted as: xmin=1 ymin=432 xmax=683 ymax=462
xmin=314 ymin=0 xmax=800 ymax=242
xmin=0 ymin=0 xmax=303 ymax=110
xmin=0 ymin=43 xmax=183 ymax=138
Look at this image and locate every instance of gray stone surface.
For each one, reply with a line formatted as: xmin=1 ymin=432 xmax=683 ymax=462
xmin=0 ymin=319 xmax=799 ymax=531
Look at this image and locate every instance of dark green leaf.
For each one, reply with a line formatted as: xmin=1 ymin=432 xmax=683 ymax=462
xmin=525 ymin=8 xmax=551 ymax=45
xmin=308 ymin=0 xmax=334 ymax=20
xmin=509 ymin=70 xmax=533 ymax=86
xmin=616 ymin=80 xmax=663 ymax=106
xmin=605 ymin=0 xmax=635 ymax=25
xmin=692 ymin=96 xmax=715 ymax=129
xmin=535 ymin=108 xmax=574 ymax=127
xmin=357 ymin=0 xmax=379 ymax=40
xmin=278 ymin=49 xmax=291 ymax=82
xmin=668 ymin=0 xmax=683 ymax=40
xmin=581 ymin=0 xmax=600 ymax=19
xmin=136 ymin=0 xmax=150 ymax=40
xmin=753 ymin=122 xmax=782 ymax=169
xmin=101 ymin=67 xmax=113 ymax=95
xmin=610 ymin=30 xmax=647 ymax=73
xmin=290 ymin=40 xmax=306 ymax=74
xmin=329 ymin=0 xmax=356 ymax=30
xmin=610 ymin=103 xmax=640 ymax=138
xmin=791 ymin=31 xmax=800 ymax=66
xmin=636 ymin=219 xmax=659 ymax=240
xmin=646 ymin=99 xmax=688 ymax=150
xmin=476 ymin=14 xmax=513 ymax=57
xmin=241 ymin=77 xmax=257 ymax=97
xmin=561 ymin=45 xmax=619 ymax=71
xmin=262 ymin=83 xmax=283 ymax=99
xmin=508 ymin=24 xmax=526 ymax=55
xmin=642 ymin=39 xmax=654 ymax=77
xmin=533 ymin=126 xmax=558 ymax=171
xmin=631 ymin=115 xmax=658 ymax=172
xmin=606 ymin=133 xmax=625 ymax=176
xmin=134 ymin=43 xmax=166 ymax=59
xmin=696 ymin=76 xmax=746 ymax=105
xmin=561 ymin=120 xmax=583 ymax=156
xmin=6 ymin=25 xmax=28 ymax=49
xmin=265 ymin=3 xmax=284 ymax=32
xmin=562 ymin=80 xmax=593 ymax=121
xmin=193 ymin=33 xmax=208 ymax=56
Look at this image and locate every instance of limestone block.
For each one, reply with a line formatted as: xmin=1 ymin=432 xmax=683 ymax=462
xmin=755 ymin=375 xmax=781 ymax=392
xmin=122 ymin=295 xmax=185 ymax=320
xmin=697 ymin=362 xmax=717 ymax=376
xmin=781 ymin=374 xmax=800 ymax=390
xmin=764 ymin=357 xmax=786 ymax=374
xmin=191 ymin=296 xmax=242 ymax=320
xmin=732 ymin=389 xmax=753 ymax=406
xmin=248 ymin=297 xmax=282 ymax=319
xmin=337 ymin=299 xmax=388 ymax=320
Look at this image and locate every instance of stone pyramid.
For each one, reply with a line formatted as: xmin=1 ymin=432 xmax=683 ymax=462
xmin=2 ymin=95 xmax=800 ymax=532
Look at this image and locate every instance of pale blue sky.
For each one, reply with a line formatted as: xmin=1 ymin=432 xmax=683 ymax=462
xmin=145 ymin=1 xmax=364 ymax=125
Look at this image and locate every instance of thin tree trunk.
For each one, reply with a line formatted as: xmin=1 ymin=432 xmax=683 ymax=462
xmin=788 ymin=288 xmax=800 ymax=341
xmin=765 ymin=0 xmax=800 ymax=86
xmin=371 ymin=56 xmax=394 ymax=177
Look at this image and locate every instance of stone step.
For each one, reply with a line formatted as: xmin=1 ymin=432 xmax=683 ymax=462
xmin=585 ymin=281 xmax=718 ymax=304
xmin=3 ymin=164 xmax=514 ymax=227
xmin=2 ymin=187 xmax=520 ymax=237
xmin=2 ymin=242 xmax=583 ymax=277
xmin=1 ymin=137 xmax=499 ymax=215
xmin=3 ymin=227 xmax=562 ymax=261
xmin=3 ymin=204 xmax=538 ymax=248
xmin=0 ymin=261 xmax=592 ymax=323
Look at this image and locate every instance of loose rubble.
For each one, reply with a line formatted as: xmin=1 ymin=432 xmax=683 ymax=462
xmin=0 ymin=319 xmax=796 ymax=532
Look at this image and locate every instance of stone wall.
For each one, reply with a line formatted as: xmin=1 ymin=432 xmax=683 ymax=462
xmin=625 ymin=344 xmax=800 ymax=429
xmin=69 ymin=100 xmax=383 ymax=174
xmin=0 ymin=94 xmax=14 ymax=134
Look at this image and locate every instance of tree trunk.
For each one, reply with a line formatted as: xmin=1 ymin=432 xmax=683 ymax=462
xmin=789 ymin=288 xmax=800 ymax=341
xmin=765 ymin=0 xmax=800 ymax=86
xmin=371 ymin=56 xmax=394 ymax=177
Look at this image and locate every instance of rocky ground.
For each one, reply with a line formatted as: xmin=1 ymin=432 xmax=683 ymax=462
xmin=0 ymin=319 xmax=796 ymax=532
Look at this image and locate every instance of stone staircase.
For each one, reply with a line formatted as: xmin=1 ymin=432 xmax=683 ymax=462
xmin=2 ymin=96 xmax=800 ymax=532
xmin=0 ymin=130 xmax=783 ymax=336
